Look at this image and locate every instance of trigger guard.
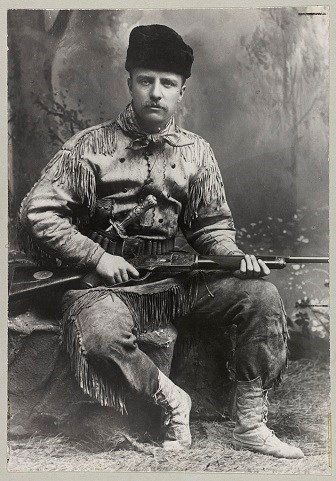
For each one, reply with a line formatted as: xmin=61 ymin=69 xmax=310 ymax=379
xmin=133 ymin=269 xmax=152 ymax=283
xmin=111 ymin=269 xmax=152 ymax=288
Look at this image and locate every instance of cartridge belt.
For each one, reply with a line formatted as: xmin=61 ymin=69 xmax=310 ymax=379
xmin=89 ymin=230 xmax=175 ymax=258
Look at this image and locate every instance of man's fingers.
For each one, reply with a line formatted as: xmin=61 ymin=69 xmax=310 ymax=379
xmin=235 ymin=255 xmax=270 ymax=279
xmin=127 ymin=264 xmax=140 ymax=278
xmin=244 ymin=255 xmax=254 ymax=274
xmin=258 ymin=259 xmax=271 ymax=277
xmin=251 ymin=255 xmax=261 ymax=276
xmin=120 ymin=269 xmax=129 ymax=283
xmin=233 ymin=259 xmax=246 ymax=279
xmin=113 ymin=273 xmax=123 ymax=284
xmin=95 ymin=254 xmax=140 ymax=284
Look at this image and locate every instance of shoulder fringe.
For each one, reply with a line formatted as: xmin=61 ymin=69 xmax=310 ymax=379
xmin=62 ymin=290 xmax=127 ymax=414
xmin=43 ymin=123 xmax=119 ymax=215
xmin=61 ymin=274 xmax=200 ymax=411
xmin=184 ymin=142 xmax=226 ymax=227
xmin=54 ymin=151 xmax=96 ymax=215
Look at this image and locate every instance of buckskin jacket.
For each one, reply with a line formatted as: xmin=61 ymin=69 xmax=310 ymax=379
xmin=19 ymin=103 xmax=243 ymax=268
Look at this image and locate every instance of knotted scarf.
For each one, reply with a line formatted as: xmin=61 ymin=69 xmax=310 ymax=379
xmin=116 ymin=102 xmax=193 ymax=150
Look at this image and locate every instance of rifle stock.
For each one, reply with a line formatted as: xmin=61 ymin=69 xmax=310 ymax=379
xmin=9 ymin=254 xmax=329 ymax=301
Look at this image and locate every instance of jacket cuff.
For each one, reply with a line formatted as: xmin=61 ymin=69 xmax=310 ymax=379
xmin=84 ymin=244 xmax=106 ymax=269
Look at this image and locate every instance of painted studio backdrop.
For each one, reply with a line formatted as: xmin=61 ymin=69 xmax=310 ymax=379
xmin=8 ymin=8 xmax=329 ymax=327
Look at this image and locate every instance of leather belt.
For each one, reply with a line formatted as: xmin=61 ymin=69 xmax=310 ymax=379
xmin=89 ymin=230 xmax=175 ymax=258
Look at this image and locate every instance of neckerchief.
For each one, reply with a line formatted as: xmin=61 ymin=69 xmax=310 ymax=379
xmin=116 ymin=102 xmax=194 ymax=150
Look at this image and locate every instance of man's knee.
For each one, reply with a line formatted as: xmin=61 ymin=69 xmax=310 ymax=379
xmin=85 ymin=329 xmax=138 ymax=360
xmin=70 ymin=292 xmax=137 ymax=358
xmin=241 ymin=279 xmax=283 ymax=312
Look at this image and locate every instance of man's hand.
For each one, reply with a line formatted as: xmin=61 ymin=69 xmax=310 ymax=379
xmin=96 ymin=252 xmax=140 ymax=285
xmin=233 ymin=254 xmax=270 ymax=280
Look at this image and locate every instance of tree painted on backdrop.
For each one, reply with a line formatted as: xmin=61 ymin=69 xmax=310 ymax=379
xmin=237 ymin=7 xmax=328 ymax=215
xmin=8 ymin=10 xmax=122 ymax=247
xmin=8 ymin=10 xmax=74 ymax=246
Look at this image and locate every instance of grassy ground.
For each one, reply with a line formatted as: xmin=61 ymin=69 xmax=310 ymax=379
xmin=7 ymin=359 xmax=331 ymax=473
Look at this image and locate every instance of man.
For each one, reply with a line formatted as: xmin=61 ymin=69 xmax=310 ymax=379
xmin=19 ymin=24 xmax=303 ymax=458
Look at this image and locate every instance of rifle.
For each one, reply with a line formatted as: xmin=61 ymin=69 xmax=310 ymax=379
xmin=8 ymin=252 xmax=329 ymax=302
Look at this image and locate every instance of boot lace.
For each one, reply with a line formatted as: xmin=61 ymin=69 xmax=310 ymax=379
xmin=153 ymin=388 xmax=173 ymax=426
xmin=262 ymin=389 xmax=270 ymax=424
xmin=261 ymin=390 xmax=277 ymax=439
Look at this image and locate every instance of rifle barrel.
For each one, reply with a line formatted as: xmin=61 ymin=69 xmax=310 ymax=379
xmin=285 ymin=257 xmax=329 ymax=264
xmin=196 ymin=256 xmax=287 ymax=269
xmin=196 ymin=255 xmax=329 ymax=271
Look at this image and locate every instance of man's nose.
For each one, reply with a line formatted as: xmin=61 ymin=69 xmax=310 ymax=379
xmin=150 ymin=80 xmax=162 ymax=100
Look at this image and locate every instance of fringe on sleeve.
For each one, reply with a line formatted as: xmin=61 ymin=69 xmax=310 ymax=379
xmin=184 ymin=141 xmax=226 ymax=227
xmin=52 ymin=150 xmax=96 ymax=215
xmin=42 ymin=122 xmax=119 ymax=215
xmin=18 ymin=123 xmax=119 ymax=265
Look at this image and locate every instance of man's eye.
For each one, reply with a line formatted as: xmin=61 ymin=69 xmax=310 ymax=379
xmin=139 ymin=79 xmax=150 ymax=86
xmin=162 ymin=81 xmax=175 ymax=87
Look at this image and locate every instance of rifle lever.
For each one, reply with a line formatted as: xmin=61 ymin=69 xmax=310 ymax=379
xmin=114 ymin=269 xmax=153 ymax=287
xmin=81 ymin=268 xmax=153 ymax=289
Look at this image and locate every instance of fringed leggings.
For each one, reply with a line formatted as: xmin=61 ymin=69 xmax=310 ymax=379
xmin=61 ymin=270 xmax=288 ymax=413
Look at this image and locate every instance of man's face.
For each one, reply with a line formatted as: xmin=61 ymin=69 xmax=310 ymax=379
xmin=127 ymin=68 xmax=186 ymax=133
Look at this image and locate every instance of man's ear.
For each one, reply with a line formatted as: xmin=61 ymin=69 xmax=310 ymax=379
xmin=127 ymin=77 xmax=132 ymax=94
xmin=179 ymin=83 xmax=186 ymax=101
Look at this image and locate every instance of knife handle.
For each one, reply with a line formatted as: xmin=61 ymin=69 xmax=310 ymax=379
xmin=118 ymin=195 xmax=157 ymax=228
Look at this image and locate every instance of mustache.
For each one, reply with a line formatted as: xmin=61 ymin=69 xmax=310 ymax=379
xmin=144 ymin=103 xmax=167 ymax=110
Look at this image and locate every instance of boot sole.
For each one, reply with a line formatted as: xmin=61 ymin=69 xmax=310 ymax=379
xmin=232 ymin=439 xmax=304 ymax=459
xmin=162 ymin=440 xmax=191 ymax=451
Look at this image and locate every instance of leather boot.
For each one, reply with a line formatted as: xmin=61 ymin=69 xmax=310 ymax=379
xmin=232 ymin=377 xmax=304 ymax=458
xmin=153 ymin=371 xmax=192 ymax=451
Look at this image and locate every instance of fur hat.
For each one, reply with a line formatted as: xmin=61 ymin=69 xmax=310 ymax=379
xmin=125 ymin=24 xmax=194 ymax=79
